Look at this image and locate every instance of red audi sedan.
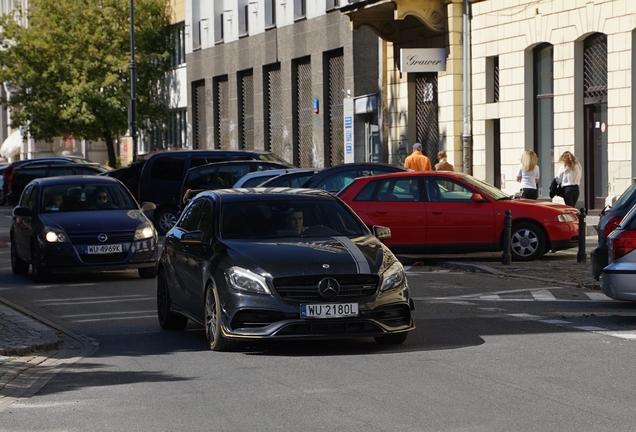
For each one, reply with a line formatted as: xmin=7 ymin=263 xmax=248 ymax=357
xmin=337 ymin=171 xmax=580 ymax=261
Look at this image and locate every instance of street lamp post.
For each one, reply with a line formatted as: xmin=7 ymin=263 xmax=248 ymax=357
xmin=129 ymin=0 xmax=137 ymax=162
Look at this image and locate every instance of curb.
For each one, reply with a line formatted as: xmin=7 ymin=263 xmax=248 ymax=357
xmin=0 ymin=302 xmax=60 ymax=356
xmin=433 ymin=260 xmax=599 ymax=289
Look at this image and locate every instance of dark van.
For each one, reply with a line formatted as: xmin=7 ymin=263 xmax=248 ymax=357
xmin=7 ymin=163 xmax=107 ymax=205
xmin=138 ymin=150 xmax=291 ymax=234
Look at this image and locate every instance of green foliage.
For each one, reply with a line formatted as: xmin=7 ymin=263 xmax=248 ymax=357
xmin=0 ymin=0 xmax=172 ymax=167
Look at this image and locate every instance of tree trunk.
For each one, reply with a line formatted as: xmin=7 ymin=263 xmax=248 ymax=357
xmin=104 ymin=132 xmax=117 ymax=168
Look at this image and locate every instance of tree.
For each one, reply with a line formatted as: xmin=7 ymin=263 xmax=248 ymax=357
xmin=0 ymin=0 xmax=172 ymax=167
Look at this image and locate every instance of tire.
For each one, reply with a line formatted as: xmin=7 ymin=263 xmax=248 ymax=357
xmin=31 ymin=243 xmax=51 ymax=283
xmin=205 ymin=284 xmax=235 ymax=351
xmin=374 ymin=332 xmax=408 ymax=345
xmin=138 ymin=265 xmax=158 ymax=279
xmin=11 ymin=238 xmax=29 ymax=274
xmin=155 ymin=208 xmax=178 ymax=236
xmin=510 ymin=222 xmax=546 ymax=262
xmin=157 ymin=269 xmax=188 ymax=330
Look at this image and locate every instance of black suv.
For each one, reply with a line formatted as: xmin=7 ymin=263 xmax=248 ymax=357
xmin=7 ymin=163 xmax=107 ymax=205
xmin=138 ymin=150 xmax=291 ymax=234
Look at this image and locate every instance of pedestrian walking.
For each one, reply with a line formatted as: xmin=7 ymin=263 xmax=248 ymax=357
xmin=516 ymin=149 xmax=540 ymax=199
xmin=435 ymin=150 xmax=454 ymax=171
xmin=556 ymin=150 xmax=582 ymax=207
xmin=404 ymin=143 xmax=432 ymax=171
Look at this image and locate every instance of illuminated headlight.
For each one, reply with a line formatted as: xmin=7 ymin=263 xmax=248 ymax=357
xmin=44 ymin=227 xmax=68 ymax=243
xmin=134 ymin=222 xmax=156 ymax=240
xmin=557 ymin=213 xmax=577 ymax=222
xmin=225 ymin=267 xmax=271 ymax=295
xmin=380 ymin=260 xmax=406 ymax=292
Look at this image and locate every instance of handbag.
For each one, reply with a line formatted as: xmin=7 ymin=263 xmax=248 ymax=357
xmin=549 ymin=178 xmax=564 ymax=198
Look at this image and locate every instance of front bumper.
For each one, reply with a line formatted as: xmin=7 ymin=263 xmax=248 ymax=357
xmin=218 ymin=285 xmax=415 ymax=341
xmin=39 ymin=237 xmax=158 ymax=273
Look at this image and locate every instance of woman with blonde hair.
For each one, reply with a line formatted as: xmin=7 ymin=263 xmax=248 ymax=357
xmin=516 ymin=149 xmax=540 ymax=199
xmin=435 ymin=150 xmax=454 ymax=171
xmin=556 ymin=150 xmax=582 ymax=207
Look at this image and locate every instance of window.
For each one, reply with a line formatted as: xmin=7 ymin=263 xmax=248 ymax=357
xmin=533 ymin=43 xmax=554 ymax=198
xmin=326 ymin=0 xmax=339 ymax=10
xmin=214 ymin=0 xmax=224 ymax=43
xmin=294 ymin=0 xmax=306 ymax=20
xmin=265 ymin=0 xmax=276 ymax=28
xmin=426 ymin=179 xmax=474 ymax=202
xmin=142 ymin=108 xmax=188 ymax=152
xmin=170 ymin=23 xmax=185 ymax=68
xmin=150 ymin=156 xmax=186 ymax=182
xmin=238 ymin=0 xmax=249 ymax=37
xmin=486 ymin=56 xmax=499 ymax=103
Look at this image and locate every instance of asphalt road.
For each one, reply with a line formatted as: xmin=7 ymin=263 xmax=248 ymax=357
xmin=2 ymin=206 xmax=636 ymax=431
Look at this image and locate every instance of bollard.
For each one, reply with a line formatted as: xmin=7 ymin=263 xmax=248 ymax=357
xmin=502 ymin=209 xmax=512 ymax=265
xmin=577 ymin=207 xmax=587 ymax=263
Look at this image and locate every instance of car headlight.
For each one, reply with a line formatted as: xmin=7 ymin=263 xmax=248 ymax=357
xmin=134 ymin=221 xmax=156 ymax=240
xmin=43 ymin=227 xmax=68 ymax=243
xmin=557 ymin=213 xmax=577 ymax=222
xmin=225 ymin=267 xmax=271 ymax=295
xmin=380 ymin=260 xmax=406 ymax=292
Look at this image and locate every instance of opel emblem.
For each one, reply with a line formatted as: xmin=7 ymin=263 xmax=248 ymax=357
xmin=322 ymin=264 xmax=330 ymax=269
xmin=98 ymin=233 xmax=108 ymax=242
xmin=317 ymin=277 xmax=340 ymax=299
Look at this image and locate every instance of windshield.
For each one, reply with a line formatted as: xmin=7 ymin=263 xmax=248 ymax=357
xmin=612 ymin=182 xmax=636 ymax=211
xmin=220 ymin=198 xmax=367 ymax=239
xmin=41 ymin=183 xmax=137 ymax=213
xmin=460 ymin=174 xmax=510 ymax=200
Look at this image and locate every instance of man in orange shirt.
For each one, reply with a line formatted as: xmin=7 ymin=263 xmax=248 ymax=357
xmin=404 ymin=143 xmax=432 ymax=171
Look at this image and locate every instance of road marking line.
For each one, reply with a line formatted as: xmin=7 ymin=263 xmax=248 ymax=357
xmin=540 ymin=319 xmax=571 ymax=324
xmin=572 ymin=326 xmax=608 ymax=331
xmin=531 ymin=289 xmax=557 ymax=301
xmin=508 ymin=313 xmax=541 ymax=319
xmin=597 ymin=331 xmax=636 ymax=340
xmin=585 ymin=292 xmax=612 ymax=301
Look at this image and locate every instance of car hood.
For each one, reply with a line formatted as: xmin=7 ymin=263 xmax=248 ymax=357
xmin=40 ymin=210 xmax=149 ymax=234
xmin=500 ymin=199 xmax=579 ymax=213
xmin=223 ymin=235 xmax=394 ymax=277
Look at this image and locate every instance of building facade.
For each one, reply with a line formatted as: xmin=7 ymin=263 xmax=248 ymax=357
xmin=470 ymin=0 xmax=634 ymax=211
xmin=185 ymin=0 xmax=380 ymax=167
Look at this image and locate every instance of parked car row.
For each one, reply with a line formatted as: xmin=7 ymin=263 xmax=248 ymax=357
xmin=587 ymin=180 xmax=636 ymax=302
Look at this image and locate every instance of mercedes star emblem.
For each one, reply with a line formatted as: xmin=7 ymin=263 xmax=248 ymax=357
xmin=317 ymin=277 xmax=340 ymax=299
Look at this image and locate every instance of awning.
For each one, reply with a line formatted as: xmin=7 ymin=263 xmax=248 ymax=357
xmin=0 ymin=130 xmax=23 ymax=158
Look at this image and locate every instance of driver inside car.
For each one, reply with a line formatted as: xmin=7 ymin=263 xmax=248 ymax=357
xmin=285 ymin=209 xmax=306 ymax=235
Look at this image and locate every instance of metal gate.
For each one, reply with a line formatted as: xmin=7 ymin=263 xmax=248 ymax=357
xmin=415 ymin=73 xmax=439 ymax=164
xmin=240 ymin=71 xmax=254 ymax=150
xmin=295 ymin=59 xmax=313 ymax=167
xmin=266 ymin=66 xmax=288 ymax=162
xmin=327 ymin=53 xmax=344 ymax=166
xmin=192 ymin=80 xmax=206 ymax=149
xmin=214 ymin=76 xmax=230 ymax=150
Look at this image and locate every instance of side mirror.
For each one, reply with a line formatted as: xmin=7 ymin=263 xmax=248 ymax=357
xmin=372 ymin=225 xmax=391 ymax=241
xmin=13 ymin=206 xmax=32 ymax=217
xmin=181 ymin=230 xmax=204 ymax=244
xmin=471 ymin=193 xmax=484 ymax=202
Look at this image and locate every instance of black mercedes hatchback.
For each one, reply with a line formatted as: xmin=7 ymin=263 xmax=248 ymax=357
xmin=157 ymin=188 xmax=415 ymax=351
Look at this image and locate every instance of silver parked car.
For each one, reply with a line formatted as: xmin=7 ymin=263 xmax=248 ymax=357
xmin=601 ymin=203 xmax=636 ymax=301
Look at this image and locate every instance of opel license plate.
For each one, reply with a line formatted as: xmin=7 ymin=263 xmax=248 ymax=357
xmin=87 ymin=244 xmax=123 ymax=254
xmin=301 ymin=303 xmax=359 ymax=319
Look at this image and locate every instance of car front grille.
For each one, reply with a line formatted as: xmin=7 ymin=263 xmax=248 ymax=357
xmin=273 ymin=274 xmax=379 ymax=302
xmin=80 ymin=252 xmax=128 ymax=263
xmin=68 ymin=231 xmax=134 ymax=245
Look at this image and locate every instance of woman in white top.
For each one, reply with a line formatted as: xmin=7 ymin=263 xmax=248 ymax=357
xmin=556 ymin=151 xmax=582 ymax=207
xmin=516 ymin=149 xmax=540 ymax=199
